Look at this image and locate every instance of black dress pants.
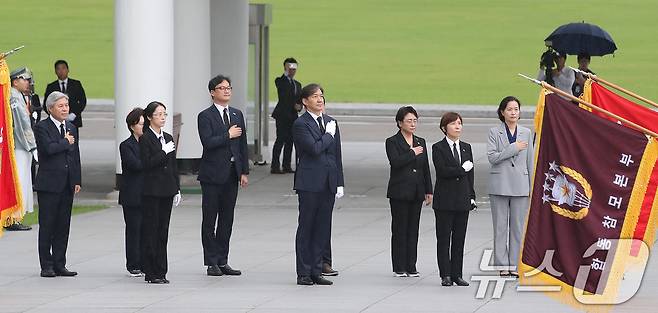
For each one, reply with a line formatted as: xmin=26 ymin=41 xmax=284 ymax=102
xmin=122 ymin=205 xmax=142 ymax=271
xmin=296 ymin=190 xmax=334 ymax=276
xmin=389 ymin=198 xmax=423 ymax=273
xmin=141 ymin=195 xmax=173 ymax=280
xmin=201 ymin=169 xmax=239 ymax=266
xmin=434 ymin=210 xmax=469 ymax=278
xmin=271 ymin=119 xmax=294 ymax=170
xmin=37 ymin=189 xmax=74 ymax=271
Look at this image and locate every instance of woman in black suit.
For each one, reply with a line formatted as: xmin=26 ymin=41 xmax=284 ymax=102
xmin=385 ymin=106 xmax=433 ymax=277
xmin=432 ymin=112 xmax=475 ymax=287
xmin=139 ymin=101 xmax=181 ymax=284
xmin=119 ymin=108 xmax=145 ymax=277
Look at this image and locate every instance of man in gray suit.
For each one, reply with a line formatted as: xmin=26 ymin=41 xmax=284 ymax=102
xmin=486 ymin=96 xmax=534 ymax=278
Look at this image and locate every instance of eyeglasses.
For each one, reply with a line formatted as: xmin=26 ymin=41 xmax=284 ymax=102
xmin=214 ymin=86 xmax=233 ymax=91
xmin=403 ymin=118 xmax=418 ymax=124
xmin=153 ymin=112 xmax=168 ymax=117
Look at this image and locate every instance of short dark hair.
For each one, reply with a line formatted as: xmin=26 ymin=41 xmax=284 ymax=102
xmin=395 ymin=106 xmax=418 ymax=129
xmin=126 ymin=107 xmax=144 ymax=133
xmin=577 ymin=53 xmax=591 ymax=62
xmin=54 ymin=60 xmax=68 ymax=69
xmin=300 ymin=83 xmax=324 ymax=101
xmin=497 ymin=96 xmax=521 ymax=122
xmin=283 ymin=57 xmax=298 ymax=65
xmin=143 ymin=101 xmax=166 ymax=127
xmin=439 ymin=112 xmax=462 ymax=135
xmin=208 ymin=74 xmax=231 ymax=91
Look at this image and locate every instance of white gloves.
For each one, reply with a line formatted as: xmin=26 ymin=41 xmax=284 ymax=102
xmin=67 ymin=112 xmax=77 ymax=121
xmin=335 ymin=186 xmax=344 ymax=199
xmin=173 ymin=191 xmax=182 ymax=207
xmin=162 ymin=141 xmax=176 ymax=154
xmin=325 ymin=120 xmax=337 ymax=137
xmin=461 ymin=160 xmax=473 ymax=172
xmin=471 ymin=199 xmax=476 ymax=206
xmin=32 ymin=150 xmax=39 ymax=163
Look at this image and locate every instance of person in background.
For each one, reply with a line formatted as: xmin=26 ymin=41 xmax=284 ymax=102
xmin=271 ymin=57 xmax=302 ymax=174
xmin=4 ymin=67 xmax=37 ymax=232
xmin=432 ymin=112 xmax=475 ymax=287
xmin=487 ymin=96 xmax=534 ymax=278
xmin=119 ymin=108 xmax=145 ymax=277
xmin=572 ymin=54 xmax=595 ymax=97
xmin=44 ymin=60 xmax=87 ymax=128
xmin=385 ymin=106 xmax=432 ymax=277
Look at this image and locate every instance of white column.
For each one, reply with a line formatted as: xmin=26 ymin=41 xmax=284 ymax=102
xmin=174 ymin=0 xmax=212 ymax=159
xmin=210 ymin=0 xmax=249 ymax=112
xmin=114 ymin=0 xmax=174 ymax=174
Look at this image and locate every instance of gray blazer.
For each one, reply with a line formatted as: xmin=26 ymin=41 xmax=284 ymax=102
xmin=487 ymin=123 xmax=534 ymax=196
xmin=10 ymin=87 xmax=37 ymax=152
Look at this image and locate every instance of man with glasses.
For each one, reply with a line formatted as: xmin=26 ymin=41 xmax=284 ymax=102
xmin=197 ymin=74 xmax=249 ymax=277
xmin=270 ymin=57 xmax=302 ymax=174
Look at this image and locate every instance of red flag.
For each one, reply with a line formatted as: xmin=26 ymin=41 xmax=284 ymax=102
xmin=582 ymin=80 xmax=658 ymax=255
xmin=521 ymin=90 xmax=658 ymax=308
xmin=0 ymin=59 xmax=23 ymax=237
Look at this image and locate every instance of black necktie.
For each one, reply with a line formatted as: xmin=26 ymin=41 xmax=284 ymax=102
xmin=452 ymin=142 xmax=460 ymax=164
xmin=223 ymin=109 xmax=230 ymax=126
xmin=290 ymin=78 xmax=296 ymax=94
xmin=60 ymin=124 xmax=66 ymax=138
xmin=61 ymin=81 xmax=66 ymax=93
xmin=317 ymin=116 xmax=325 ymax=133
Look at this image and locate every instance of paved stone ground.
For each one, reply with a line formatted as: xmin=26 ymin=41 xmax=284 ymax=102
xmin=1 ymin=113 xmax=656 ymax=312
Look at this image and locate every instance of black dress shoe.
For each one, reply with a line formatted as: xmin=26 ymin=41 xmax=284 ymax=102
xmin=441 ymin=276 xmax=453 ymax=286
xmin=453 ymin=277 xmax=470 ymax=286
xmin=40 ymin=269 xmax=56 ymax=278
xmin=55 ymin=268 xmax=78 ymax=277
xmin=297 ymin=275 xmax=313 ymax=285
xmin=207 ymin=265 xmax=223 ymax=276
xmin=163 ymin=278 xmax=170 ymax=284
xmin=322 ymin=263 xmax=339 ymax=276
xmin=270 ymin=168 xmax=284 ymax=174
xmin=219 ymin=264 xmax=241 ymax=276
xmin=147 ymin=278 xmax=166 ymax=284
xmin=4 ymin=222 xmax=32 ymax=231
xmin=311 ymin=275 xmax=333 ymax=285
xmin=282 ymin=168 xmax=295 ymax=173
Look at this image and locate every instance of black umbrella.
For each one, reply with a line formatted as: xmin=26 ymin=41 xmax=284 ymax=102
xmin=545 ymin=22 xmax=617 ymax=56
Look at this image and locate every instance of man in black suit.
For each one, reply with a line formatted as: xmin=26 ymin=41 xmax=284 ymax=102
xmin=44 ymin=60 xmax=87 ymax=128
xmin=270 ymin=57 xmax=302 ymax=174
xmin=293 ymin=83 xmax=344 ymax=286
xmin=197 ymin=75 xmax=249 ymax=277
xmin=34 ymin=91 xmax=81 ymax=278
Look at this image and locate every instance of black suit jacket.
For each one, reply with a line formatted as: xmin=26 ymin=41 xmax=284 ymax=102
xmin=33 ymin=118 xmax=81 ymax=192
xmin=44 ymin=78 xmax=87 ymax=128
xmin=139 ymin=129 xmax=179 ymax=197
xmin=432 ymin=138 xmax=475 ymax=211
xmin=271 ymin=74 xmax=302 ymax=123
xmin=197 ymin=105 xmax=249 ymax=185
xmin=385 ymin=131 xmax=432 ymax=201
xmin=119 ymin=135 xmax=144 ymax=206
xmin=293 ymin=112 xmax=344 ymax=193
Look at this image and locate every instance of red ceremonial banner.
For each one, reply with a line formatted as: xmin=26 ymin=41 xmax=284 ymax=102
xmin=0 ymin=59 xmax=23 ymax=236
xmin=521 ymin=89 xmax=658 ymax=308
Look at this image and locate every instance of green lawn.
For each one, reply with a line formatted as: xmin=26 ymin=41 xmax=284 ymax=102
xmin=20 ymin=204 xmax=109 ymax=226
xmin=2 ymin=0 xmax=657 ymax=105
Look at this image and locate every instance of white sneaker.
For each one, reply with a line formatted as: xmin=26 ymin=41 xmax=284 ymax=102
xmin=408 ymin=272 xmax=420 ymax=277
xmin=394 ymin=272 xmax=408 ymax=277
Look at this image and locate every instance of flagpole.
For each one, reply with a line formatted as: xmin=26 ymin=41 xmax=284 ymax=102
xmin=518 ymin=73 xmax=658 ymax=138
xmin=0 ymin=46 xmax=25 ymax=60
xmin=570 ymin=67 xmax=658 ymax=109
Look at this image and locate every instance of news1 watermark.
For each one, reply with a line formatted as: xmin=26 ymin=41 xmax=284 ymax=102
xmin=471 ymin=239 xmax=649 ymax=304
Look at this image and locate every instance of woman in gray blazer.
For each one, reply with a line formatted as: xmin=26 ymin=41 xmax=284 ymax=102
xmin=487 ymin=96 xmax=534 ymax=278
